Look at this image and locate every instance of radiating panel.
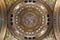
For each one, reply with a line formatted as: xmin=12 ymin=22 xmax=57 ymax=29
xmin=0 ymin=0 xmax=7 ymax=40
xmin=53 ymin=0 xmax=60 ymax=40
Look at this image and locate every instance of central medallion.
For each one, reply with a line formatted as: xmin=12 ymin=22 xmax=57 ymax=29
xmin=22 ymin=12 xmax=38 ymax=28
